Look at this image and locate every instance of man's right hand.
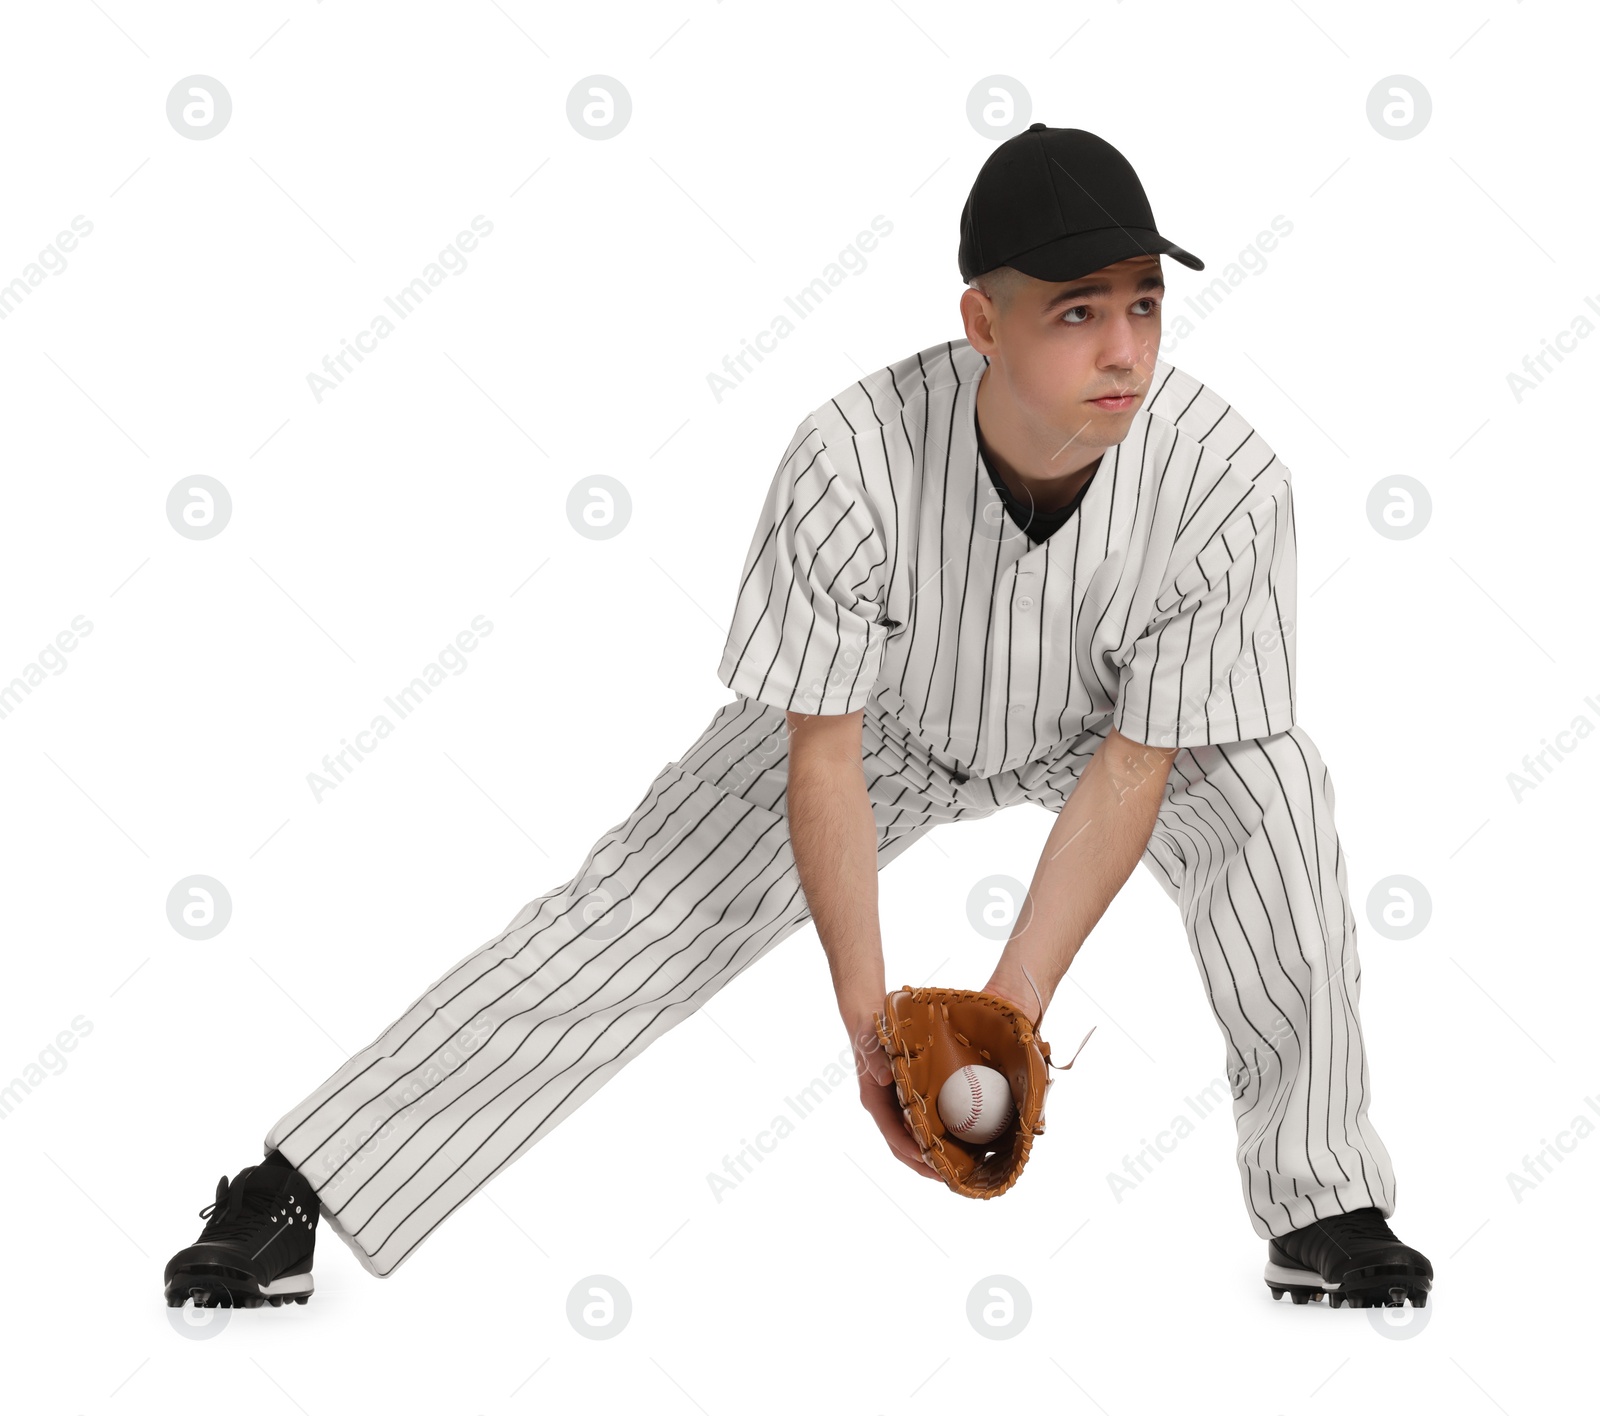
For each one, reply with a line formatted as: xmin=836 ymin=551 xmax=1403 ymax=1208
xmin=847 ymin=1012 xmax=942 ymax=1182
xmin=783 ymin=709 xmax=941 ymax=1183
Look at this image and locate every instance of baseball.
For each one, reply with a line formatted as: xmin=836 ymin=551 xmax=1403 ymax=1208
xmin=937 ymin=1064 xmax=1015 ymax=1146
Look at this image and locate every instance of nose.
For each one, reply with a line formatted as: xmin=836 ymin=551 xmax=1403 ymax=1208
xmin=1098 ymin=310 xmax=1144 ymax=373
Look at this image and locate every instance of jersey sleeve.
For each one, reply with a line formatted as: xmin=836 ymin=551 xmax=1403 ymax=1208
xmin=1112 ymin=465 xmax=1297 ymax=749
xmin=716 ymin=419 xmax=891 ymax=715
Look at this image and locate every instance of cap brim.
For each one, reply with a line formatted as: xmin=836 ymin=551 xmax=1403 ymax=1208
xmin=1006 ymin=226 xmax=1205 ymax=283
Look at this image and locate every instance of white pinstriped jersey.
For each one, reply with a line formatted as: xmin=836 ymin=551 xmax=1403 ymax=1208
xmin=717 ymin=338 xmax=1297 ymax=775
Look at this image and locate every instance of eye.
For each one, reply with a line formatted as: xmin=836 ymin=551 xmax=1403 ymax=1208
xmin=1132 ymin=297 xmax=1161 ymax=316
xmin=1060 ymin=305 xmax=1091 ymax=325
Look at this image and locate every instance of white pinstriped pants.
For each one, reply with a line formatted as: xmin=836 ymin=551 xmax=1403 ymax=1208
xmin=264 ymin=694 xmax=1396 ymax=1277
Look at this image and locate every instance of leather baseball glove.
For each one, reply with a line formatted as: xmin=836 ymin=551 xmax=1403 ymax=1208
xmin=873 ymin=981 xmax=1094 ymax=1199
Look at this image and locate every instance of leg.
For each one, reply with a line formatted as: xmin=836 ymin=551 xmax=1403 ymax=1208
xmin=263 ymin=696 xmax=991 ymax=1277
xmin=1142 ymin=726 xmax=1397 ymax=1239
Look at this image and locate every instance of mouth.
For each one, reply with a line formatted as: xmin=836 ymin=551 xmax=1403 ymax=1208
xmin=1088 ymin=391 xmax=1142 ymax=412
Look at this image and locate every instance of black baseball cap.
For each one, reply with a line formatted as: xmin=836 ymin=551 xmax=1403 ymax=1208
xmin=958 ymin=124 xmax=1204 ymax=285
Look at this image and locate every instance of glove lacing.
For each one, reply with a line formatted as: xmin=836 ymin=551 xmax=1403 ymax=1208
xmin=1020 ymin=963 xmax=1096 ymax=1071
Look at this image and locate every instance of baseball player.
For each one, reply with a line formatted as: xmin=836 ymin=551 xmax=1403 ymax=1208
xmin=164 ymin=125 xmax=1431 ymax=1313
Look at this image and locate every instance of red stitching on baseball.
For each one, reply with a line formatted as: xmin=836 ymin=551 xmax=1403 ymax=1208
xmin=952 ymin=1067 xmax=983 ymax=1134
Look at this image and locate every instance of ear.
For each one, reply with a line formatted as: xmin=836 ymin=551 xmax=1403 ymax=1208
xmin=960 ymin=285 xmax=999 ymax=356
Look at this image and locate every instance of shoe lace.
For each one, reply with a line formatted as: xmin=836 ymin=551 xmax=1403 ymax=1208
xmin=197 ymin=1170 xmax=285 ymax=1246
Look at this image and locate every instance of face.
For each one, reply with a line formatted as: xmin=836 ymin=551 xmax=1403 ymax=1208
xmin=961 ymin=254 xmax=1164 ymax=458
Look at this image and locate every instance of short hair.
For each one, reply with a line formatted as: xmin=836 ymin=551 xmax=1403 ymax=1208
xmin=966 ymin=265 xmax=1028 ymax=312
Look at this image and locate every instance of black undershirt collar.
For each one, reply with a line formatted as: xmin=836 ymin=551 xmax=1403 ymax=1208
xmin=976 ymin=406 xmax=1099 ymax=543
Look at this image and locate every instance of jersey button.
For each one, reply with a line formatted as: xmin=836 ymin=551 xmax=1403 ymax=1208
xmin=1017 ymin=595 xmax=1034 ymax=610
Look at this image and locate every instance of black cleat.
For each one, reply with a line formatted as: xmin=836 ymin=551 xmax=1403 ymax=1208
xmin=1263 ymin=1206 xmax=1432 ymax=1309
xmin=164 ymin=1156 xmax=320 ymax=1310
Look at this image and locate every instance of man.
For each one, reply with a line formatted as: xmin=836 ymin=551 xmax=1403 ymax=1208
xmin=164 ymin=125 xmax=1432 ymax=1313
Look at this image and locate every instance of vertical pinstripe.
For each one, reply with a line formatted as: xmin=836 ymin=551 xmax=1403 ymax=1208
xmin=264 ymin=341 xmax=1394 ymax=1275
xmin=717 ymin=339 xmax=1296 ymax=776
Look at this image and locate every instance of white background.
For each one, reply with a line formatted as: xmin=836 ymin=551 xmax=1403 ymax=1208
xmin=1 ymin=0 xmax=1593 ymax=1410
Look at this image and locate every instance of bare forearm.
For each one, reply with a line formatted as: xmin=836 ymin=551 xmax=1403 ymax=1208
xmin=986 ymin=728 xmax=1175 ymax=1019
xmin=785 ymin=727 xmax=885 ymax=1028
